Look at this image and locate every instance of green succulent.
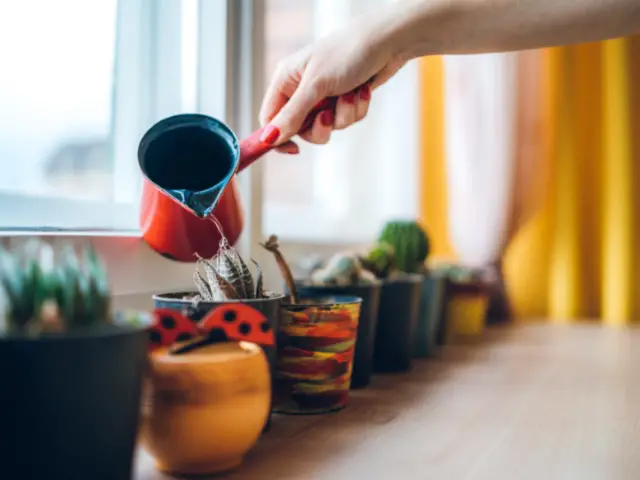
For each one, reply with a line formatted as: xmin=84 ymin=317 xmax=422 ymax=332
xmin=361 ymin=242 xmax=396 ymax=279
xmin=0 ymin=241 xmax=112 ymax=335
xmin=377 ymin=220 xmax=430 ymax=274
xmin=310 ymin=252 xmax=363 ymax=286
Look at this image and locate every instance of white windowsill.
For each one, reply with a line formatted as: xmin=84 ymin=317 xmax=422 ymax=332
xmin=0 ymin=229 xmax=142 ymax=238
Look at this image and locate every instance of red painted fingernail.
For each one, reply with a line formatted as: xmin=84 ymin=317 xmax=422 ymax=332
xmin=260 ymin=125 xmax=280 ymax=145
xmin=343 ymin=91 xmax=357 ymax=104
xmin=320 ymin=109 xmax=334 ymax=126
xmin=360 ymin=84 xmax=371 ymax=101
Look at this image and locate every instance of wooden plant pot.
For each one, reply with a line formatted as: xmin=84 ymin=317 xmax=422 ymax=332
xmin=140 ymin=342 xmax=271 ymax=476
xmin=274 ymin=295 xmax=362 ymax=414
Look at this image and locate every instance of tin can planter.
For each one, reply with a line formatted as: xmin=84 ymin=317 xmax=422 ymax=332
xmin=414 ymin=271 xmax=447 ymax=358
xmin=373 ymin=274 xmax=423 ymax=373
xmin=152 ymin=292 xmax=284 ymax=431
xmin=293 ymin=282 xmax=381 ymax=389
xmin=273 ymin=295 xmax=362 ymax=414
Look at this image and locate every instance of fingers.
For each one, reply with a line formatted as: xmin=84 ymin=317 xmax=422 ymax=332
xmin=261 ymin=76 xmax=326 ymax=146
xmin=296 ymin=84 xmax=371 ymax=146
xmin=299 ymin=109 xmax=334 ymax=145
xmin=274 ymin=141 xmax=300 ymax=155
xmin=259 ymin=61 xmax=295 ymax=127
xmin=333 ymin=83 xmax=371 ymax=130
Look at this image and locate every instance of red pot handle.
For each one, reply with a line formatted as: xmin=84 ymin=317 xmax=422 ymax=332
xmin=237 ymin=97 xmax=336 ymax=173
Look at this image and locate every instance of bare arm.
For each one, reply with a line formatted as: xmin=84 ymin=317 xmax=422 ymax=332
xmin=375 ymin=0 xmax=640 ymax=59
xmin=259 ymin=0 xmax=640 ymax=147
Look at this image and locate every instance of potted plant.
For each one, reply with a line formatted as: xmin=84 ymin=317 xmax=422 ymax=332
xmin=142 ymin=238 xmax=278 ymax=476
xmin=362 ymin=220 xmax=426 ymax=372
xmin=0 ymin=241 xmax=149 ymax=480
xmin=261 ymin=236 xmax=362 ymax=415
xmin=141 ymin=308 xmax=274 ymax=477
xmin=436 ymin=263 xmax=490 ymax=343
xmin=151 ymin=236 xmax=284 ymax=433
xmin=294 ymin=251 xmax=381 ymax=389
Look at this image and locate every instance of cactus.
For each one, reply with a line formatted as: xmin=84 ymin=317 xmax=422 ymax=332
xmin=377 ymin=220 xmax=430 ymax=274
xmin=0 ymin=241 xmax=112 ymax=335
xmin=360 ymin=242 xmax=396 ymax=279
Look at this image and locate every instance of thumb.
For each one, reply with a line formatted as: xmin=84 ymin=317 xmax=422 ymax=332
xmin=261 ymin=78 xmax=325 ymax=146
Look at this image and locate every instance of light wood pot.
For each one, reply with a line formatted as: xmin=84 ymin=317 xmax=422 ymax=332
xmin=140 ymin=341 xmax=271 ymax=476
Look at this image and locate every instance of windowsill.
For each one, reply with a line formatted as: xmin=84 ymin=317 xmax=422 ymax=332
xmin=0 ymin=229 xmax=142 ymax=238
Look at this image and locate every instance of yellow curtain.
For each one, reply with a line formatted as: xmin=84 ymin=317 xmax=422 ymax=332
xmin=419 ymin=35 xmax=640 ymax=324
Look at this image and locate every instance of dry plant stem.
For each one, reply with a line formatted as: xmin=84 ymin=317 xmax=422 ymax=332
xmin=260 ymin=235 xmax=298 ymax=304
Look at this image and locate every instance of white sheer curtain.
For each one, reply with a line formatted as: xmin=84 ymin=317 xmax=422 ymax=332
xmin=444 ymin=53 xmax=518 ymax=268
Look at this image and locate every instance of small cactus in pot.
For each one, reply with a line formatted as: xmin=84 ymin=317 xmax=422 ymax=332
xmin=375 ymin=220 xmax=430 ymax=275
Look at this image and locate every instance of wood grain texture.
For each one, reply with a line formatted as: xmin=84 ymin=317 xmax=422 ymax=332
xmin=136 ymin=323 xmax=640 ymax=480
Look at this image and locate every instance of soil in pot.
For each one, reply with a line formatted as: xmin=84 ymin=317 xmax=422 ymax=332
xmin=0 ymin=322 xmax=149 ymax=480
xmin=373 ymin=273 xmax=423 ymax=373
xmin=273 ymin=295 xmax=362 ymax=414
xmin=293 ymin=281 xmax=381 ymax=389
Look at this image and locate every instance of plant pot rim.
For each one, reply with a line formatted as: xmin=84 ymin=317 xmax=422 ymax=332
xmin=282 ymin=294 xmax=363 ymax=307
xmin=381 ymin=273 xmax=424 ymax=285
xmin=294 ymin=279 xmax=383 ymax=288
xmin=0 ymin=321 xmax=148 ymax=344
xmin=153 ymin=291 xmax=286 ymax=304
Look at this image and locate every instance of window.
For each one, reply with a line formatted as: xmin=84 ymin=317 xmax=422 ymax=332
xmin=0 ymin=1 xmax=421 ymax=296
xmin=261 ymin=0 xmax=420 ymax=243
xmin=0 ymin=0 xmax=204 ymax=231
xmin=0 ymin=0 xmax=225 ymax=299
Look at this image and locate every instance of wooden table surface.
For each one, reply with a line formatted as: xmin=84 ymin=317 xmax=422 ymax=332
xmin=136 ymin=322 xmax=640 ymax=480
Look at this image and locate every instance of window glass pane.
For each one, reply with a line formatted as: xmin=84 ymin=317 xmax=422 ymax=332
xmin=263 ymin=0 xmax=316 ymax=210
xmin=262 ymin=0 xmax=419 ymax=242
xmin=0 ymin=0 xmax=117 ymax=202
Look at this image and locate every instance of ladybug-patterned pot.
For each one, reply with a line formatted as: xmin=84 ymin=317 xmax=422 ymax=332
xmin=151 ymin=291 xmax=284 ymax=429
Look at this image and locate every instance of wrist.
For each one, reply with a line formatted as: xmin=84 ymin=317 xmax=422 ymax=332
xmin=379 ymin=0 xmax=461 ymax=61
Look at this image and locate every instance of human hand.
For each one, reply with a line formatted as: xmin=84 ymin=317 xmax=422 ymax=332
xmin=258 ymin=13 xmax=407 ymax=154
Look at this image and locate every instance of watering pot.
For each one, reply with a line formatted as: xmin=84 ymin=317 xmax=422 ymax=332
xmin=138 ymin=98 xmax=336 ymax=262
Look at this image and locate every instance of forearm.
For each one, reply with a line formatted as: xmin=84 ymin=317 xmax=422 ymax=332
xmin=379 ymin=0 xmax=640 ymax=58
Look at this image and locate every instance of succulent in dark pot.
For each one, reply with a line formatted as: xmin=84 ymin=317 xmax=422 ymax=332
xmin=0 ymin=240 xmax=150 ymax=480
xmin=295 ymin=251 xmax=380 ymax=390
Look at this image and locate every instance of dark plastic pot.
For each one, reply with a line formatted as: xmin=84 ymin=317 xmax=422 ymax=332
xmin=373 ymin=274 xmax=423 ymax=373
xmin=295 ymin=282 xmax=381 ymax=389
xmin=273 ymin=294 xmax=362 ymax=414
xmin=414 ymin=272 xmax=447 ymax=358
xmin=152 ymin=292 xmax=284 ymax=432
xmin=436 ymin=278 xmax=453 ymax=346
xmin=0 ymin=322 xmax=149 ymax=480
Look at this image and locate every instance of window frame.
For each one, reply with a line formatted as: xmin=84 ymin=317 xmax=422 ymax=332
xmin=0 ymin=0 xmax=236 ymax=303
xmin=0 ymin=0 xmax=418 ymax=302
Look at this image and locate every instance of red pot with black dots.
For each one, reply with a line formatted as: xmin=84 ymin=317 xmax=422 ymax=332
xmin=151 ymin=292 xmax=284 ymax=431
